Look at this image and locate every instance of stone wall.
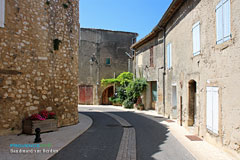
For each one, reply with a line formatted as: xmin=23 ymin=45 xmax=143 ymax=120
xmin=79 ymin=28 xmax=137 ymax=105
xmin=0 ymin=0 xmax=80 ymax=135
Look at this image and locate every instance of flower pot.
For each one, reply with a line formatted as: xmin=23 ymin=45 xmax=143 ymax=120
xmin=23 ymin=119 xmax=58 ymax=134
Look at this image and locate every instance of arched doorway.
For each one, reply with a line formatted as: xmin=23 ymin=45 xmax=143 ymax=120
xmin=188 ymin=80 xmax=196 ymax=126
xmin=102 ymin=86 xmax=114 ymax=105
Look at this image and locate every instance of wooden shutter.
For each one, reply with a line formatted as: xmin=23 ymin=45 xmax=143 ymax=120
xmin=192 ymin=22 xmax=200 ymax=55
xmin=150 ymin=46 xmax=153 ymax=67
xmin=223 ymin=0 xmax=231 ymax=41
xmin=0 ymin=0 xmax=5 ymax=28
xmin=216 ymin=1 xmax=223 ymax=44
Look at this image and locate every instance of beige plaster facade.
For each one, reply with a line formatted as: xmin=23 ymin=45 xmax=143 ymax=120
xmin=132 ymin=0 xmax=240 ymax=157
xmin=0 ymin=0 xmax=80 ymax=135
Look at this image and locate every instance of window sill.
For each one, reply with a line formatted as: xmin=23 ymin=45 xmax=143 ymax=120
xmin=215 ymin=39 xmax=233 ymax=51
xmin=207 ymin=128 xmax=219 ymax=137
xmin=191 ymin=52 xmax=202 ymax=60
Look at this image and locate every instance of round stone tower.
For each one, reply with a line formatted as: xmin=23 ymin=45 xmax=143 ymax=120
xmin=0 ymin=0 xmax=80 ymax=135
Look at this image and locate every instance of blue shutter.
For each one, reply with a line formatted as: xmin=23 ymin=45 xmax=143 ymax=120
xmin=216 ymin=1 xmax=223 ymax=44
xmin=223 ymin=0 xmax=231 ymax=41
xmin=192 ymin=22 xmax=200 ymax=55
xmin=0 ymin=0 xmax=5 ymax=28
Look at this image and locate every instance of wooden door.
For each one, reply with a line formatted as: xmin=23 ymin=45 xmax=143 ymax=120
xmin=79 ymin=85 xmax=93 ymax=105
xmin=102 ymin=86 xmax=113 ymax=105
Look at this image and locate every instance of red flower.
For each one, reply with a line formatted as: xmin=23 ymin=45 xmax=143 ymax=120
xmin=40 ymin=110 xmax=49 ymax=119
xmin=28 ymin=110 xmax=56 ymax=120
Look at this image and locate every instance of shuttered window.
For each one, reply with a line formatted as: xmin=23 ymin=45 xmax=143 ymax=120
xmin=216 ymin=0 xmax=231 ymax=44
xmin=0 ymin=0 xmax=5 ymax=28
xmin=206 ymin=87 xmax=219 ymax=134
xmin=167 ymin=43 xmax=172 ymax=69
xmin=192 ymin=22 xmax=200 ymax=56
xmin=150 ymin=46 xmax=153 ymax=67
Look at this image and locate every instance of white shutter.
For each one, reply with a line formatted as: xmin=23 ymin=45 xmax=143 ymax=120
xmin=169 ymin=43 xmax=172 ymax=68
xmin=212 ymin=87 xmax=219 ymax=134
xmin=192 ymin=22 xmax=200 ymax=55
xmin=206 ymin=87 xmax=213 ymax=131
xmin=223 ymin=0 xmax=231 ymax=41
xmin=206 ymin=87 xmax=219 ymax=134
xmin=167 ymin=43 xmax=171 ymax=69
xmin=0 ymin=0 xmax=5 ymax=28
xmin=216 ymin=1 xmax=223 ymax=44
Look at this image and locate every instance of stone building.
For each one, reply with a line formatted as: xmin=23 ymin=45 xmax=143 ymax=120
xmin=0 ymin=0 xmax=80 ymax=135
xmin=132 ymin=0 xmax=240 ymax=157
xmin=79 ymin=28 xmax=137 ymax=105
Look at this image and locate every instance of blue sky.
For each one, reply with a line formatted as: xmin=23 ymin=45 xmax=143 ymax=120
xmin=79 ymin=0 xmax=172 ymax=40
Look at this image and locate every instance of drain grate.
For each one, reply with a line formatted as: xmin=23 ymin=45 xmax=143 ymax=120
xmin=185 ymin=135 xmax=202 ymax=141
xmin=122 ymin=126 xmax=134 ymax=128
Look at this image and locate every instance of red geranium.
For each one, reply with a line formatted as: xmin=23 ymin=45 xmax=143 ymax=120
xmin=40 ymin=110 xmax=49 ymax=119
xmin=28 ymin=110 xmax=56 ymax=120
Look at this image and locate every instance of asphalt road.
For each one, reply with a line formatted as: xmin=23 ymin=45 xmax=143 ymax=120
xmin=50 ymin=110 xmax=195 ymax=160
xmin=50 ymin=112 xmax=123 ymax=160
xmin=113 ymin=112 xmax=195 ymax=160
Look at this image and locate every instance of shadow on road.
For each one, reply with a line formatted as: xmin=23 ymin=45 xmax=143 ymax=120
xmin=111 ymin=112 xmax=169 ymax=160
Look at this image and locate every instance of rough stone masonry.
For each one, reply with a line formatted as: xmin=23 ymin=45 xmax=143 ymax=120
xmin=0 ymin=0 xmax=80 ymax=135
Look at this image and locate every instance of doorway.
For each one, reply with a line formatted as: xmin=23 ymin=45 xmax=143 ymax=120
xmin=180 ymin=96 xmax=183 ymax=126
xmin=188 ymin=80 xmax=196 ymax=126
xmin=151 ymin=81 xmax=157 ymax=110
xmin=102 ymin=86 xmax=114 ymax=105
xmin=172 ymin=85 xmax=177 ymax=119
xmin=79 ymin=85 xmax=93 ymax=105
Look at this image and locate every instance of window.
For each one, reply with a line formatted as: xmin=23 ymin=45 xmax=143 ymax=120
xmin=106 ymin=58 xmax=111 ymax=65
xmin=192 ymin=22 xmax=200 ymax=55
xmin=167 ymin=43 xmax=172 ymax=69
xmin=150 ymin=46 xmax=153 ymax=67
xmin=206 ymin=87 xmax=219 ymax=134
xmin=216 ymin=0 xmax=231 ymax=44
xmin=0 ymin=0 xmax=5 ymax=28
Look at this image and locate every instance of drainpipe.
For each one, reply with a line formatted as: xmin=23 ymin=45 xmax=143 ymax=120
xmin=157 ymin=26 xmax=166 ymax=116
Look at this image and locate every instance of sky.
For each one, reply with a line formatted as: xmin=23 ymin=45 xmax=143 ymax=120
xmin=79 ymin=0 xmax=172 ymax=40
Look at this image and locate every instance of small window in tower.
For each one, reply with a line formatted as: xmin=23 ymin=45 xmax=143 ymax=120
xmin=106 ymin=58 xmax=111 ymax=65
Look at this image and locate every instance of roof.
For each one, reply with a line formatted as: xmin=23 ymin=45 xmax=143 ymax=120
xmin=81 ymin=28 xmax=138 ymax=36
xmin=131 ymin=0 xmax=185 ymax=50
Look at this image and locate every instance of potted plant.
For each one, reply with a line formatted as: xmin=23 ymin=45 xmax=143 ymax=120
xmin=137 ymin=103 xmax=144 ymax=110
xmin=23 ymin=110 xmax=58 ymax=134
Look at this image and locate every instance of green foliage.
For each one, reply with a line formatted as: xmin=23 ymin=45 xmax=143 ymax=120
xmin=116 ymin=86 xmax=127 ymax=103
xmin=109 ymin=96 xmax=121 ymax=104
xmin=116 ymin=72 xmax=134 ymax=86
xmin=101 ymin=78 xmax=119 ymax=86
xmin=123 ymin=98 xmax=135 ymax=109
xmin=123 ymin=78 xmax=148 ymax=108
xmin=101 ymin=72 xmax=133 ymax=87
xmin=101 ymin=72 xmax=147 ymax=109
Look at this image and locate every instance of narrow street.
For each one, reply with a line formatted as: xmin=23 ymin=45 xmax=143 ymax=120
xmin=50 ymin=106 xmax=195 ymax=160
